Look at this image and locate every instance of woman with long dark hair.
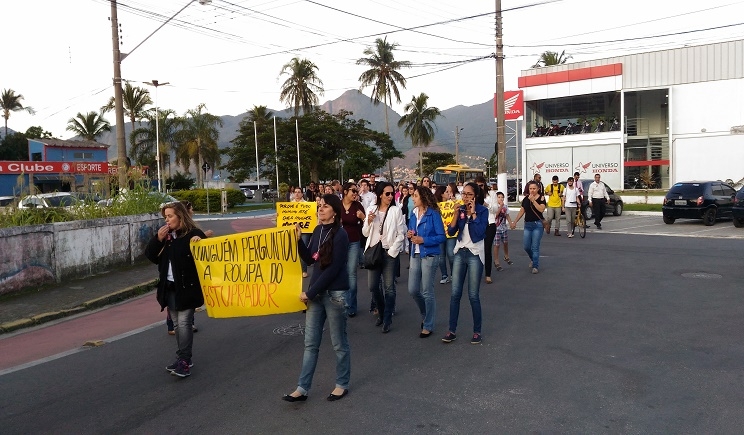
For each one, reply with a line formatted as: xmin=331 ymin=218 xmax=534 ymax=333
xmin=145 ymin=202 xmax=207 ymax=378
xmin=442 ymin=182 xmax=489 ymax=345
xmin=340 ymin=182 xmax=365 ymax=317
xmin=362 ymin=182 xmax=406 ymax=333
xmin=510 ymin=181 xmax=546 ymax=274
xmin=407 ymin=186 xmax=446 ymax=337
xmin=283 ymin=194 xmax=351 ymax=402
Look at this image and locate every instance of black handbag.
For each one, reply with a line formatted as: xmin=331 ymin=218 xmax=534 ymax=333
xmin=363 ymin=207 xmax=389 ymax=269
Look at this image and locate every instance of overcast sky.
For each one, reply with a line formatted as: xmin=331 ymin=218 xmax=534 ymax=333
xmin=3 ymin=0 xmax=743 ymax=140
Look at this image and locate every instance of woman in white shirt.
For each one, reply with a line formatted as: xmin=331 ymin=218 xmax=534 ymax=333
xmin=362 ymin=182 xmax=406 ymax=333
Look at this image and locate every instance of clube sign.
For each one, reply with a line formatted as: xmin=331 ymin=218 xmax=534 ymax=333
xmin=0 ymin=161 xmax=109 ymax=174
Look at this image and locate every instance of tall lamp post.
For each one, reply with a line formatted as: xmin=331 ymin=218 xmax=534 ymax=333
xmin=453 ymin=126 xmax=463 ymax=164
xmin=147 ymin=80 xmax=169 ymax=193
xmin=110 ymin=0 xmax=211 ymax=190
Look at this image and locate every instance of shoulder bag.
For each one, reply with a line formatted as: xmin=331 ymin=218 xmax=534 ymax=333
xmin=363 ymin=208 xmax=389 ymax=269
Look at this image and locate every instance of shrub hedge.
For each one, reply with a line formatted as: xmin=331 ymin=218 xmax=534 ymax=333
xmin=171 ymin=188 xmax=245 ymax=212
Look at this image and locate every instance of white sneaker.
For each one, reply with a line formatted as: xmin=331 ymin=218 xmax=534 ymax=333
xmin=567 ymin=234 xmax=574 ymax=238
xmin=532 ymin=268 xmax=539 ymax=274
xmin=439 ymin=277 xmax=448 ymax=284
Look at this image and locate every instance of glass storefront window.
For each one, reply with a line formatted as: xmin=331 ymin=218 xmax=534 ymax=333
xmin=526 ymin=92 xmax=621 ymax=137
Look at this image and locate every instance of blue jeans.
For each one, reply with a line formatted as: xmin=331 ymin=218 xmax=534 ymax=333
xmin=408 ymin=253 xmax=438 ymax=331
xmin=368 ymin=252 xmax=397 ymax=325
xmin=522 ymin=221 xmax=544 ymax=269
xmin=345 ymin=241 xmax=360 ymax=314
xmin=167 ymin=290 xmax=194 ymax=360
xmin=448 ymin=248 xmax=483 ymax=335
xmin=299 ymin=233 xmax=311 ymax=273
xmin=296 ymin=290 xmax=350 ymax=395
xmin=438 ymin=238 xmax=457 ymax=279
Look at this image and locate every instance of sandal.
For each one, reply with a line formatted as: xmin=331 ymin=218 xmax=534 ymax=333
xmin=504 ymin=256 xmax=514 ymax=265
xmin=485 ymin=277 xmax=493 ymax=284
xmin=495 ymin=264 xmax=503 ymax=272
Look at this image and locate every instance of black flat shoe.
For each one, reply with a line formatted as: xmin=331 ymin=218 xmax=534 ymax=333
xmin=419 ymin=331 xmax=432 ymax=338
xmin=382 ymin=323 xmax=391 ymax=333
xmin=375 ymin=317 xmax=383 ymax=326
xmin=282 ymin=393 xmax=308 ymax=402
xmin=327 ymin=390 xmax=348 ymax=401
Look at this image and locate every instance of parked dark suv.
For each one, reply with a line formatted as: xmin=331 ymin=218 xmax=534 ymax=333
xmin=733 ymin=187 xmax=744 ymax=228
xmin=662 ymin=181 xmax=736 ymax=226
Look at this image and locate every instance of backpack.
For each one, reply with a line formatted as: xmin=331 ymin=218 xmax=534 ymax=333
xmin=545 ymin=184 xmax=564 ymax=197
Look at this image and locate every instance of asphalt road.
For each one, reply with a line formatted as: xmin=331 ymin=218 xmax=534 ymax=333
xmin=2 ymin=213 xmax=743 ymax=433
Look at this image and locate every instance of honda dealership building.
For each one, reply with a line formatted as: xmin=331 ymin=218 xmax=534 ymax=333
xmin=516 ymin=39 xmax=744 ymax=190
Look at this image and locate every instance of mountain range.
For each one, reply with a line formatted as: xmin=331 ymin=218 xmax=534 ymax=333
xmin=67 ymin=90 xmax=511 ymax=171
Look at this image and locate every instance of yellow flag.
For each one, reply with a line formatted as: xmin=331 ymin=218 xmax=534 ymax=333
xmin=191 ymin=227 xmax=306 ymax=318
xmin=439 ymin=200 xmax=463 ymax=238
xmin=276 ymin=201 xmax=317 ymax=234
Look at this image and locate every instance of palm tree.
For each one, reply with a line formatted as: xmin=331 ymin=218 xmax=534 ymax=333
xmin=278 ymin=58 xmax=324 ymax=117
xmin=357 ymin=36 xmax=411 ymax=180
xmin=130 ymin=108 xmax=179 ymax=171
xmin=247 ymin=105 xmax=273 ymax=125
xmin=102 ymin=82 xmax=153 ymax=149
xmin=532 ymin=50 xmax=572 ymax=68
xmin=65 ymin=110 xmax=111 ymax=141
xmin=1 ymin=89 xmax=36 ymax=137
xmin=175 ymin=103 xmax=222 ymax=187
xmin=397 ymin=93 xmax=442 ymax=178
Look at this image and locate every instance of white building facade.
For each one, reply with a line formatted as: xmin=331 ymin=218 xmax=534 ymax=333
xmin=518 ymin=39 xmax=744 ymax=190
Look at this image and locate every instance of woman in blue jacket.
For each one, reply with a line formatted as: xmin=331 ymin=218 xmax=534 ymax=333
xmin=442 ymin=182 xmax=489 ymax=345
xmin=406 ymin=186 xmax=446 ymax=338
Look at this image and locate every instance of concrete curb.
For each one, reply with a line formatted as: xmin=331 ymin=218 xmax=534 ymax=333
xmin=0 ymin=279 xmax=158 ymax=335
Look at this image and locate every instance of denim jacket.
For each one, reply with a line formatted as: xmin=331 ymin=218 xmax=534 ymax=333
xmin=447 ymin=203 xmax=489 ymax=242
xmin=408 ymin=207 xmax=446 ymax=257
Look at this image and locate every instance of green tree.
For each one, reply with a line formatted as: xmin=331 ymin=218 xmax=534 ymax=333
xmin=397 ymin=93 xmax=442 ymax=178
xmin=223 ymin=106 xmax=275 ymax=182
xmin=0 ymin=132 xmax=30 ymax=160
xmin=421 ymin=152 xmax=455 ymax=178
xmin=532 ymin=50 xmax=572 ymax=68
xmin=166 ymin=171 xmax=195 ymax=191
xmin=175 ymin=103 xmax=222 ymax=187
xmin=225 ymin=109 xmax=395 ymax=186
xmin=1 ymin=89 xmax=36 ymax=137
xmin=357 ymin=36 xmax=411 ymax=180
xmin=102 ymin=82 xmax=153 ymax=155
xmin=278 ymin=58 xmax=324 ymax=117
xmin=65 ymin=110 xmax=111 ymax=141
xmin=25 ymin=126 xmax=52 ymax=139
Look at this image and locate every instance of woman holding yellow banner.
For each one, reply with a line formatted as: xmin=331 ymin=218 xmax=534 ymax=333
xmin=283 ymin=194 xmax=351 ymax=403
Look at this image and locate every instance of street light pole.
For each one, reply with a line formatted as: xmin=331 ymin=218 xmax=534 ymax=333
xmin=149 ymin=80 xmax=169 ymax=193
xmin=495 ymin=0 xmax=507 ymax=192
xmin=454 ymin=126 xmax=463 ymax=164
xmin=110 ymin=0 xmax=211 ymax=192
xmin=110 ymin=0 xmax=127 ymax=190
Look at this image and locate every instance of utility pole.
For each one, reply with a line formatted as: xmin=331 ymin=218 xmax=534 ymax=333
xmin=455 ymin=126 xmax=462 ymax=164
xmin=495 ymin=0 xmax=507 ymax=192
xmin=110 ymin=0 xmax=127 ymax=190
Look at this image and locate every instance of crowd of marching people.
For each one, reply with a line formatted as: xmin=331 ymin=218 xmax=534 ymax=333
xmin=146 ymin=171 xmax=610 ymax=401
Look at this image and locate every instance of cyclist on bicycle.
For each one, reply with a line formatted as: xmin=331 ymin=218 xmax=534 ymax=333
xmin=564 ymin=177 xmax=580 ymax=238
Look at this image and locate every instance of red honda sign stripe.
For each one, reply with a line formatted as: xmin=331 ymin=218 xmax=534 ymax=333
xmin=518 ymin=63 xmax=622 ymax=88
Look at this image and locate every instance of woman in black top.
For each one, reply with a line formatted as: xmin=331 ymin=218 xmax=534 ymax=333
xmin=145 ymin=201 xmax=207 ymax=378
xmin=283 ymin=194 xmax=351 ymax=403
xmin=510 ymin=181 xmax=547 ymax=274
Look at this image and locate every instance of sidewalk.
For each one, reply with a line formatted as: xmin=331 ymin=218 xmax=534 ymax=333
xmin=0 ymin=261 xmax=158 ymax=334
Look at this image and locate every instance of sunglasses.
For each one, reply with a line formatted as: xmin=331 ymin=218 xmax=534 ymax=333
xmin=383 ymin=191 xmax=394 ymax=197
xmin=350 ymin=189 xmax=358 ymax=193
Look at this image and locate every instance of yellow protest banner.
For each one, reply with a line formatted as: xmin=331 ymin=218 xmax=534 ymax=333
xmin=276 ymin=201 xmax=317 ymax=234
xmin=191 ymin=227 xmax=306 ymax=318
xmin=439 ymin=199 xmax=463 ymax=238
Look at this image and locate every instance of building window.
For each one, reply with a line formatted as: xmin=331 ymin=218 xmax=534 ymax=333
xmin=73 ymin=152 xmax=93 ymax=159
xmin=526 ymin=92 xmax=621 ymax=137
xmin=31 ymin=152 xmax=42 ymax=161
